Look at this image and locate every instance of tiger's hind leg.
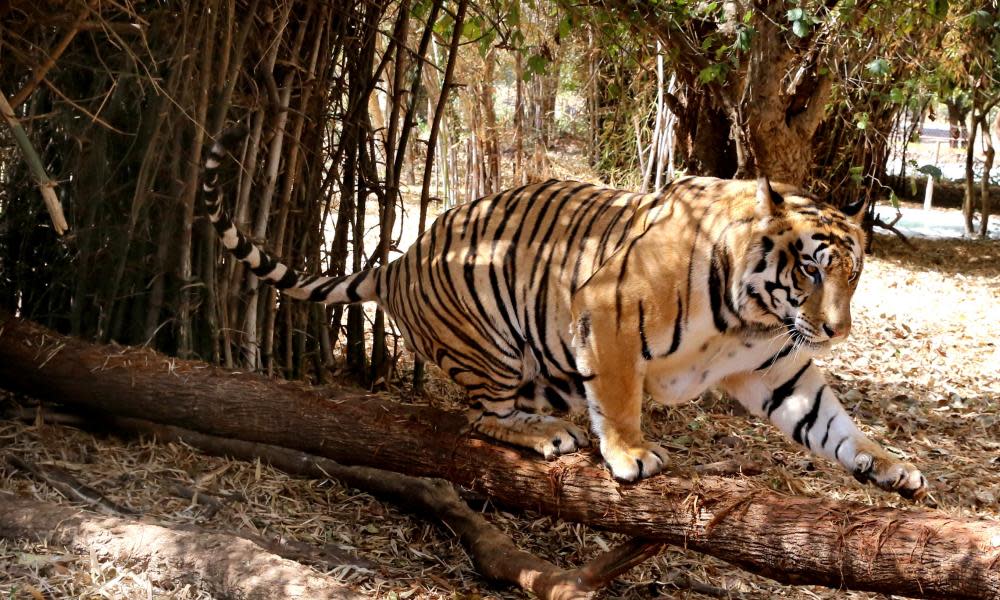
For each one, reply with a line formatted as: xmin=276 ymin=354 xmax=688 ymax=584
xmin=468 ymin=396 xmax=590 ymax=459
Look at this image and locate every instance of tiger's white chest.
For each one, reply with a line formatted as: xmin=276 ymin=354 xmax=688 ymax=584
xmin=643 ymin=333 xmax=794 ymax=405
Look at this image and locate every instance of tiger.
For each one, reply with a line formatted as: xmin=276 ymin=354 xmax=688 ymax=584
xmin=201 ymin=128 xmax=927 ymax=500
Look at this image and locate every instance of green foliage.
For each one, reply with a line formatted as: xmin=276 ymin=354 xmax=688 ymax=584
xmin=917 ymin=164 xmax=944 ymax=179
xmin=888 ymin=189 xmax=901 ymax=208
xmin=849 ymin=165 xmax=865 ymax=184
xmin=734 ymin=26 xmax=755 ymax=53
xmin=524 ymin=53 xmax=549 ymax=80
xmin=558 ymin=13 xmax=574 ymax=40
xmin=969 ymin=9 xmax=995 ymax=28
xmin=854 ymin=112 xmax=870 ymax=130
xmin=698 ymin=63 xmax=727 ymax=84
xmin=786 ymin=8 xmax=815 ymax=37
xmin=927 ymin=0 xmax=950 ymax=18
xmin=866 ymin=58 xmax=891 ymax=77
xmin=462 ymin=15 xmax=499 ymax=56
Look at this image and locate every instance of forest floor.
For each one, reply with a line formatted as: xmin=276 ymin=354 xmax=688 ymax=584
xmin=2 ymin=173 xmax=999 ymax=598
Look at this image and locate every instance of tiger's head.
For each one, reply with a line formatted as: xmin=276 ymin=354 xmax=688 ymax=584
xmin=741 ymin=177 xmax=867 ymax=349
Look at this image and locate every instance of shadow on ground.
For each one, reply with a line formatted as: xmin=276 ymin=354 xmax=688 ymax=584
xmin=870 ymin=233 xmax=1000 ymax=277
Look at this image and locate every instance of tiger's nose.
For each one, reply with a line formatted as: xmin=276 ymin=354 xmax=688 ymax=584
xmin=823 ymin=323 xmax=850 ymax=339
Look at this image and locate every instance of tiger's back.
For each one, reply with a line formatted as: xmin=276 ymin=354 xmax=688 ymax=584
xmin=382 ymin=179 xmax=664 ymax=412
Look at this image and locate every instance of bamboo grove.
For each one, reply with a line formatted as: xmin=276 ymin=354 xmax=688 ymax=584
xmin=1 ymin=0 xmax=996 ymax=386
xmin=0 ymin=0 xmax=487 ymax=385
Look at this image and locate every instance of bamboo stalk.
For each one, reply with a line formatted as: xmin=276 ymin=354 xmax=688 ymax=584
xmin=0 ymin=89 xmax=68 ymax=235
xmin=177 ymin=1 xmax=218 ymax=359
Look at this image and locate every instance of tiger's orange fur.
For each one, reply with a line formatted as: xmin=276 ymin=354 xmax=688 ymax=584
xmin=202 ymin=130 xmax=927 ymax=499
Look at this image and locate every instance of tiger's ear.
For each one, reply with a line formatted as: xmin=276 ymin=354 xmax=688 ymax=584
xmin=755 ymin=176 xmax=784 ymax=218
xmin=840 ymin=197 xmax=867 ymax=224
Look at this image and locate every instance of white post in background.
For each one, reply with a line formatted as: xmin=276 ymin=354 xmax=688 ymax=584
xmin=924 ymin=140 xmax=942 ymax=210
xmin=658 ymin=74 xmax=677 ymax=190
xmin=641 ymin=42 xmax=664 ymax=192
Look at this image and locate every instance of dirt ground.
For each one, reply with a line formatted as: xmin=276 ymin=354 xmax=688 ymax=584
xmin=1 ymin=227 xmax=998 ymax=599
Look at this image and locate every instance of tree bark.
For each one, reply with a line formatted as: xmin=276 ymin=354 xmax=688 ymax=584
xmin=0 ymin=495 xmax=362 ymax=600
xmin=946 ymin=98 xmax=969 ymax=148
xmin=979 ymin=111 xmax=997 ymax=238
xmin=1 ymin=314 xmax=999 ymax=600
xmin=964 ymin=90 xmax=981 ymax=236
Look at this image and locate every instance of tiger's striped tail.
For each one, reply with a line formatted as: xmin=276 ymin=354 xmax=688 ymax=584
xmin=201 ymin=128 xmax=378 ymax=305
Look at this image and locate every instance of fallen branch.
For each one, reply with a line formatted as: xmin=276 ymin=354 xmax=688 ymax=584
xmin=4 ymin=453 xmax=136 ymax=516
xmin=0 ymin=315 xmax=998 ymax=599
xmin=873 ymin=214 xmax=916 ymax=249
xmin=25 ymin=411 xmax=660 ymax=599
xmin=0 ymin=494 xmax=363 ymax=600
xmin=165 ymin=480 xmax=226 ymax=518
xmin=659 ymin=569 xmax=741 ymax=598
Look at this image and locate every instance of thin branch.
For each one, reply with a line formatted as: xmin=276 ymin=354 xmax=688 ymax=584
xmin=41 ymin=78 xmax=131 ymax=135
xmin=873 ymin=216 xmax=915 ymax=249
xmin=3 ymin=454 xmax=135 ymax=516
xmin=8 ymin=0 xmax=97 ymax=110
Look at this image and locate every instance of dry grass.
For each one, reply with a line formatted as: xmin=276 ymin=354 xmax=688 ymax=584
xmin=2 ymin=231 xmax=999 ymax=600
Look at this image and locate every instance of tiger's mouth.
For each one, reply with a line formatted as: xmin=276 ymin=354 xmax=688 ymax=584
xmin=786 ymin=318 xmax=831 ymax=349
xmin=791 ymin=328 xmax=830 ymax=349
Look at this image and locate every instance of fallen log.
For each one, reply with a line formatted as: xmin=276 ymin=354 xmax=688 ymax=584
xmin=24 ymin=412 xmax=665 ymax=600
xmin=1 ymin=315 xmax=999 ymax=600
xmin=0 ymin=493 xmax=363 ymax=600
xmin=2 ymin=402 xmax=664 ymax=598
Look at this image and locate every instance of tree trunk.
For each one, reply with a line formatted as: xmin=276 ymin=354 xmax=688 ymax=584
xmin=476 ymin=49 xmax=501 ymax=194
xmin=514 ymin=51 xmax=527 ymax=186
xmin=979 ymin=111 xmax=997 ymax=238
xmin=668 ymin=82 xmax=736 ymax=178
xmin=730 ymin=12 xmax=833 ymax=184
xmin=964 ymin=90 xmax=981 ymax=236
xmin=414 ymin=0 xmax=467 ymax=390
xmin=946 ymin=99 xmax=968 ymax=149
xmin=1 ymin=314 xmax=998 ymax=600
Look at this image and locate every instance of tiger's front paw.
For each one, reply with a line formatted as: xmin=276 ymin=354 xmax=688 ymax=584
xmin=853 ymin=451 xmax=928 ymax=501
xmin=532 ymin=419 xmax=591 ymax=459
xmin=601 ymin=440 xmax=668 ymax=483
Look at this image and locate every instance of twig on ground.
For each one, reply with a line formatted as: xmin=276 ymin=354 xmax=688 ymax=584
xmin=166 ymin=480 xmax=226 ymax=518
xmin=252 ymin=534 xmax=376 ymax=573
xmin=162 ymin=474 xmax=374 ymax=571
xmin=873 ymin=215 xmax=915 ymax=249
xmin=78 ymin=414 xmax=662 ymax=599
xmin=2 ymin=402 xmax=91 ymax=427
xmin=4 ymin=453 xmax=135 ymax=516
xmin=691 ymin=458 xmax=763 ymax=477
xmin=658 ymin=568 xmax=742 ymax=598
